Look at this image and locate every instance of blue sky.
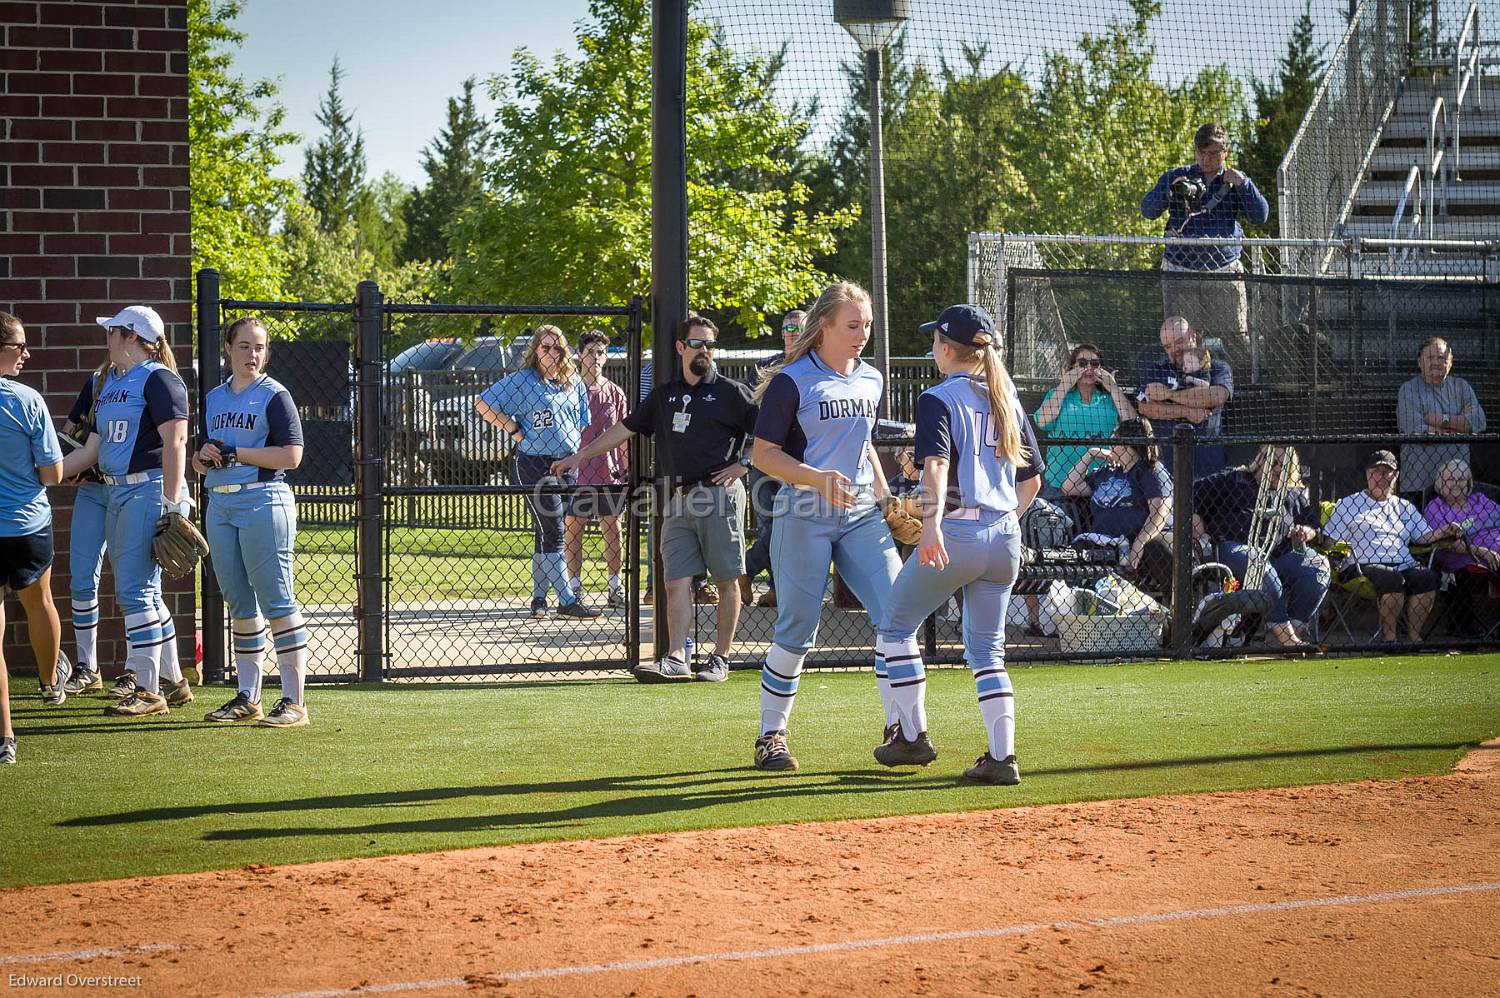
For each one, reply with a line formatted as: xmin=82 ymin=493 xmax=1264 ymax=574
xmin=234 ymin=0 xmax=1363 ymax=186
xmin=236 ymin=0 xmax=595 ymax=184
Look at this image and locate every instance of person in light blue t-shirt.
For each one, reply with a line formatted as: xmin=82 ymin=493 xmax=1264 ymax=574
xmin=475 ymin=325 xmax=600 ymax=621
xmin=0 ymin=311 xmax=67 ymax=763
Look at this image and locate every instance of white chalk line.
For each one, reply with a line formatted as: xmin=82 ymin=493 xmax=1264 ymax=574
xmin=0 ymin=942 xmax=186 ymax=967
xmin=253 ymin=880 xmax=1500 ymax=998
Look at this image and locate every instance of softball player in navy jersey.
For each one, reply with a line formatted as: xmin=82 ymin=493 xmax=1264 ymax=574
xmin=876 ymin=305 xmax=1043 ymax=785
xmin=750 ymin=281 xmax=903 ymax=772
xmin=57 ymin=358 xmax=114 ymax=696
xmin=194 ymin=316 xmax=310 ymax=727
xmin=61 ymin=306 xmax=194 ymax=718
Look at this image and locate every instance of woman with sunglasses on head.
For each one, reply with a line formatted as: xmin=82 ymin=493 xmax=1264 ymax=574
xmin=749 ymin=281 xmax=903 ymax=772
xmin=1033 ymin=343 xmax=1136 ymax=500
xmin=476 ymin=325 xmax=601 ymax=620
xmin=61 ymin=306 xmax=193 ymax=718
xmin=194 ymin=316 xmax=311 ymax=727
xmin=0 ymin=312 xmax=66 ymax=761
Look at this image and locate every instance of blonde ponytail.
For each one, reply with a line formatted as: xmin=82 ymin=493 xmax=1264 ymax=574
xmin=942 ymin=330 xmax=1027 ymax=466
xmin=149 ymin=335 xmax=180 ymax=376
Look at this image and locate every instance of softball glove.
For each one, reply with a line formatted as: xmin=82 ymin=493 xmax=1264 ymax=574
xmin=152 ymin=512 xmax=210 ymax=578
xmin=880 ymin=494 xmax=924 ymax=547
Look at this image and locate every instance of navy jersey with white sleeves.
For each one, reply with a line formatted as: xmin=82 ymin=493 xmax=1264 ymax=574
xmin=94 ymin=360 xmax=188 ymax=478
xmin=201 ymin=375 xmax=304 ymax=487
xmin=754 ymin=352 xmax=883 ymax=486
xmin=914 ymin=373 xmax=1045 ymax=513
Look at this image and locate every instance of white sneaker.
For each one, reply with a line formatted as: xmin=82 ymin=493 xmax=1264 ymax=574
xmin=40 ymin=685 xmax=65 ymax=707
xmin=607 ymin=586 xmax=627 ymax=609
xmin=259 ymin=698 xmax=309 ymax=728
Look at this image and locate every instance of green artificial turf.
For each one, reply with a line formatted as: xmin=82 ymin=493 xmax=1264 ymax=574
xmin=2 ymin=653 xmax=1497 ymax=888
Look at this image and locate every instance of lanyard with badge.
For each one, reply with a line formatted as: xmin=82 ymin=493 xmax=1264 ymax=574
xmin=672 ymin=391 xmax=692 ymax=433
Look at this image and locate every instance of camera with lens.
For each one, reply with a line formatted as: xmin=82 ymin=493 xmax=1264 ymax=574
xmin=1169 ymin=176 xmax=1207 ymax=207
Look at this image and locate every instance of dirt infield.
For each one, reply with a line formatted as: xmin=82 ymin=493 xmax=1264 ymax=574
xmin=3 ymin=744 xmax=1497 ymax=997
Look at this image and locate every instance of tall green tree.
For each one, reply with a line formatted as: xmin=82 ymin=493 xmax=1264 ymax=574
xmin=450 ymin=0 xmax=857 ymax=338
xmin=302 ymin=58 xmax=367 ymax=233
xmin=1242 ymin=1 xmax=1325 ymax=232
xmin=1021 ymin=0 xmax=1248 ymax=246
xmin=403 ymin=78 xmax=493 ymax=264
xmin=355 ymin=171 xmax=413 ymax=274
xmin=188 ymin=0 xmax=296 ymax=299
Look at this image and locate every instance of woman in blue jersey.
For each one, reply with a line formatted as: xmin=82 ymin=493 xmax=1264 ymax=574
xmin=876 ymin=304 xmax=1044 ymax=786
xmin=194 ymin=316 xmax=311 ymax=728
xmin=0 ymin=311 xmax=66 ymax=761
xmin=57 ymin=355 xmax=115 ymax=698
xmin=61 ymin=306 xmax=193 ymax=718
xmin=475 ymin=325 xmax=601 ymax=620
xmin=749 ymin=281 xmax=902 ymax=772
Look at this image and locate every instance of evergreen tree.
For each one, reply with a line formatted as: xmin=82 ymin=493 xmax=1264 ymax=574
xmin=402 ymin=78 xmax=493 ymax=264
xmin=302 ymin=58 xmax=367 ymax=233
xmin=1242 ymin=1 xmax=1326 ymax=232
xmin=188 ymin=0 xmax=296 ymax=299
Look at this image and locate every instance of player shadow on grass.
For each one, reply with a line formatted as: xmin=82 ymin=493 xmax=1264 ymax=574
xmin=58 ymin=739 xmax=1474 ymax=843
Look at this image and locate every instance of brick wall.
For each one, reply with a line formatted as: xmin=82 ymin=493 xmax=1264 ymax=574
xmin=1 ymin=1 xmax=193 ymax=677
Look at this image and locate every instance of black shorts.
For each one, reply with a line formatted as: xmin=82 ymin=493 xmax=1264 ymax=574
xmin=1347 ymin=563 xmax=1440 ymax=596
xmin=0 ymin=524 xmax=54 ymax=592
xmin=564 ymin=486 xmax=628 ymax=520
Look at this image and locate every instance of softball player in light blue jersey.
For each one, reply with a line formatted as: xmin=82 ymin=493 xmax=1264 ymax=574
xmin=59 ymin=360 xmax=114 ymax=696
xmin=750 ymin=281 xmax=903 ymax=772
xmin=476 ymin=324 xmax=601 ymax=620
xmin=195 ymin=316 xmax=310 ymax=728
xmin=875 ymin=305 xmax=1043 ymax=786
xmin=0 ymin=311 xmax=65 ymax=759
xmin=62 ymin=306 xmax=194 ymax=718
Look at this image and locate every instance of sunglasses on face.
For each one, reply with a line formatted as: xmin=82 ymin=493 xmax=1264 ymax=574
xmin=0 ymin=341 xmax=25 ymax=351
xmin=782 ymin=324 xmax=801 ymax=333
xmin=684 ymin=337 xmax=716 ymax=350
xmin=537 ymin=343 xmax=563 ymax=355
xmin=1076 ymin=358 xmax=1102 ymax=369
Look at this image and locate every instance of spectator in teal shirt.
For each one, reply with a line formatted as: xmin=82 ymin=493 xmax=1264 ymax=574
xmin=1033 ymin=343 xmax=1136 ymax=499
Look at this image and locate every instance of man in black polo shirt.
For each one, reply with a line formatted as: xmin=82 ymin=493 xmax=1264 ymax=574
xmin=554 ymin=314 xmax=757 ymax=684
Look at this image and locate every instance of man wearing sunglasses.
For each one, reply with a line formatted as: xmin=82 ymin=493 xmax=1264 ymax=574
xmin=744 ymin=309 xmax=806 ymax=609
xmin=554 ymin=313 xmax=758 ymax=683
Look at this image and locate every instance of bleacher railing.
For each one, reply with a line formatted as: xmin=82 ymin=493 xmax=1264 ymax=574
xmin=1278 ymin=0 xmax=1412 ymax=266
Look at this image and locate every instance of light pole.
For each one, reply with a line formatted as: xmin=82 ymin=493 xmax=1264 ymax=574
xmin=835 ymin=0 xmax=907 ymax=419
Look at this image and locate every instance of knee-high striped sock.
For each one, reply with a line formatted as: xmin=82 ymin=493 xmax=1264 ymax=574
xmin=759 ymin=644 xmax=805 ymax=735
xmin=71 ymin=599 xmax=98 ymax=672
xmin=270 ymin=612 xmax=309 ymax=705
xmin=124 ymin=610 xmax=164 ymax=694
xmin=232 ymin=616 xmax=266 ymax=703
xmin=973 ymin=661 xmax=1015 ymax=760
xmin=156 ymin=603 xmax=183 ymax=684
xmin=874 ymin=650 xmax=898 ymax=726
xmin=878 ymin=636 xmax=928 ymax=739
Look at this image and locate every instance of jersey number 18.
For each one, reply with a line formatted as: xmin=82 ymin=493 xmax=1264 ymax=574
xmin=105 ymin=419 xmax=129 ymax=444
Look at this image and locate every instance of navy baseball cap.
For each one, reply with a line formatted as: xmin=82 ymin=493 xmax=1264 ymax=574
xmin=918 ymin=304 xmax=995 ymax=347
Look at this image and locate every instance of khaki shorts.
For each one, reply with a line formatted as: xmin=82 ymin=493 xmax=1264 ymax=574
xmin=661 ymin=480 xmax=746 ymax=582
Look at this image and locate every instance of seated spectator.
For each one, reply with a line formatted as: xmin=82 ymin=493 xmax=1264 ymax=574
xmin=1424 ymin=458 xmax=1500 ymax=573
xmin=1396 ymin=337 xmax=1487 ymax=495
xmin=1061 ymin=417 xmax=1173 ymax=596
xmin=1033 ymin=342 xmax=1136 ymax=499
xmin=1324 ymin=450 xmax=1461 ymax=642
xmin=1192 ymin=445 xmax=1329 ymax=646
xmin=1131 ymin=316 xmax=1189 ymax=388
xmin=1135 ymin=323 xmax=1232 ymax=476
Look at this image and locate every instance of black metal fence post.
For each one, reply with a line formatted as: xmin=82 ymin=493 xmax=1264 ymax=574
xmin=625 ymin=294 xmax=645 ymax=674
xmin=195 ymin=268 xmax=226 ymax=685
xmin=355 ymin=280 xmax=385 ymax=683
xmin=1169 ymin=424 xmax=1196 ymax=655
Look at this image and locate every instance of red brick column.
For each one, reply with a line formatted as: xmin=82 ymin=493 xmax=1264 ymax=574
xmin=1 ymin=1 xmax=192 ymax=679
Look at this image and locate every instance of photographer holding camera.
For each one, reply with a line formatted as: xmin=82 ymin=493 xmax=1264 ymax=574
xmin=1141 ymin=122 xmax=1268 ymax=366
